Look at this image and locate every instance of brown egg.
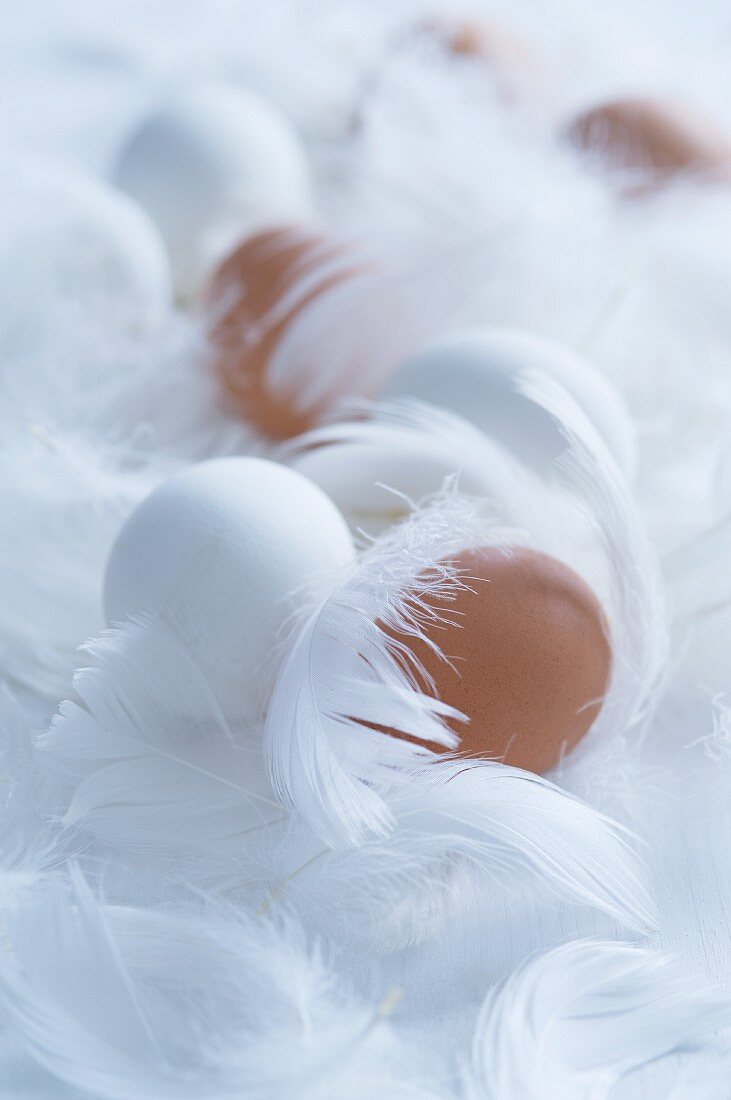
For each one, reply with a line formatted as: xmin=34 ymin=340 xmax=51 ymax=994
xmin=205 ymin=225 xmax=371 ymax=440
xmin=567 ymin=97 xmax=731 ymax=183
xmin=425 ymin=16 xmax=548 ymax=101
xmin=386 ymin=546 xmax=611 ymax=773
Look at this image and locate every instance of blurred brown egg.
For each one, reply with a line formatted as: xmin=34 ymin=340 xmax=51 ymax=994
xmin=386 ymin=546 xmax=611 ymax=774
xmin=205 ymin=224 xmax=370 ymax=440
xmin=425 ymin=16 xmax=549 ymax=101
xmin=567 ymin=97 xmax=731 ymax=184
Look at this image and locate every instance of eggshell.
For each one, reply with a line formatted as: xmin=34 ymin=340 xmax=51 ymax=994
xmin=426 ymin=16 xmax=549 ymax=101
xmin=113 ymin=85 xmax=314 ymax=300
xmin=104 ymin=457 xmax=355 ymax=722
xmin=291 ymin=429 xmax=502 ymax=537
xmin=292 ymin=438 xmax=461 ymax=533
xmin=205 ymin=224 xmax=372 ymax=440
xmin=381 ymin=327 xmax=636 ymax=476
xmin=385 ymin=546 xmax=611 ymax=773
xmin=567 ymin=98 xmax=731 ymax=183
xmin=0 ymin=160 xmax=171 ymax=336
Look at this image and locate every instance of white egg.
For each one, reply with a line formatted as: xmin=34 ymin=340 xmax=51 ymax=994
xmin=112 ymin=84 xmax=314 ymax=300
xmin=0 ymin=159 xmax=171 ymax=339
xmin=104 ymin=457 xmax=355 ymax=722
xmin=381 ymin=327 xmax=637 ymax=477
xmin=293 ymin=439 xmax=461 ymax=531
xmin=290 ymin=409 xmax=526 ymax=536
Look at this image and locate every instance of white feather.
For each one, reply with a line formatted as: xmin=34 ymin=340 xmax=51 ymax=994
xmin=0 ymin=687 xmax=57 ymax=908
xmin=37 ymin=616 xmax=280 ymax=854
xmin=264 ymin=230 xmax=491 ymax=422
xmin=0 ymin=867 xmax=428 ymax=1100
xmin=281 ymin=397 xmax=540 ymax=535
xmin=265 ymin=494 xmax=512 ymax=848
xmin=0 ymin=428 xmax=158 ymax=701
xmin=464 ymin=939 xmax=731 ymax=1100
xmin=258 ymin=760 xmax=655 ymax=949
xmin=519 ymin=371 xmax=667 ymax=773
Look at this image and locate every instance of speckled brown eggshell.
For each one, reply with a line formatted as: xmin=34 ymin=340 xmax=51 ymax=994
xmin=567 ymin=98 xmax=731 ymax=182
xmin=204 ymin=224 xmax=369 ymax=440
xmin=385 ymin=546 xmax=612 ymax=774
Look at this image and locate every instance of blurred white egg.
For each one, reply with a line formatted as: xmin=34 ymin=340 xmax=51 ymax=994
xmin=104 ymin=457 xmax=354 ymax=722
xmin=381 ymin=327 xmax=637 ymax=477
xmin=293 ymin=437 xmax=463 ymax=531
xmin=112 ymin=84 xmax=314 ymax=300
xmin=289 ymin=403 xmax=533 ymax=536
xmin=0 ymin=160 xmax=171 ymax=341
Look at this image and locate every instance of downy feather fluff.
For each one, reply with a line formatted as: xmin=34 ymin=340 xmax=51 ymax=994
xmin=37 ymin=616 xmax=281 ymax=855
xmin=0 ymin=866 xmax=425 ymax=1100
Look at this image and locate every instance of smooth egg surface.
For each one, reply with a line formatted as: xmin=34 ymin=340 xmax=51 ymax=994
xmin=0 ymin=161 xmax=171 ymax=336
xmin=104 ymin=457 xmax=355 ymax=722
xmin=381 ymin=326 xmax=636 ymax=476
xmin=113 ymin=85 xmax=313 ymax=299
xmin=385 ymin=546 xmax=611 ymax=773
xmin=206 ymin=224 xmax=370 ymax=440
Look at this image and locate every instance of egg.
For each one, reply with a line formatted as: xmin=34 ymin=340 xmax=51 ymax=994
xmin=0 ymin=160 xmax=171 ymax=338
xmin=381 ymin=327 xmax=636 ymax=476
xmin=113 ymin=85 xmax=314 ymax=300
xmin=205 ymin=224 xmax=374 ymax=440
xmin=385 ymin=546 xmax=611 ymax=773
xmin=566 ymin=97 xmax=731 ymax=183
xmin=290 ymin=407 xmax=525 ymax=537
xmin=426 ymin=16 xmax=549 ymax=101
xmin=292 ymin=434 xmax=482 ymax=534
xmin=104 ymin=458 xmax=355 ymax=722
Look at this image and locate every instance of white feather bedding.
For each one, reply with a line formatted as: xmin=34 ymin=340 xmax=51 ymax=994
xmin=3 ymin=2 xmax=731 ymax=1097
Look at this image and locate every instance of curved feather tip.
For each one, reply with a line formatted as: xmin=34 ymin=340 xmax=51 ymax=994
xmin=465 ymin=939 xmax=731 ymax=1100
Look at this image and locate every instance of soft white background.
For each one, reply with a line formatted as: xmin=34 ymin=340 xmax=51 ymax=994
xmin=4 ymin=1 xmax=731 ymax=1096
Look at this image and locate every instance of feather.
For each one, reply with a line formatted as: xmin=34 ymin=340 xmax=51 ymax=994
xmin=464 ymin=939 xmax=731 ymax=1100
xmin=0 ymin=867 xmax=430 ymax=1100
xmin=260 ymin=760 xmax=655 ymax=948
xmin=0 ymin=686 xmax=58 ymax=907
xmin=280 ymin=397 xmax=539 ymax=536
xmin=264 ymin=232 xmax=491 ymax=425
xmin=0 ymin=428 xmax=157 ymax=701
xmin=264 ymin=494 xmax=511 ymax=848
xmin=519 ymin=372 xmax=668 ymax=769
xmin=36 ymin=616 xmax=281 ymax=855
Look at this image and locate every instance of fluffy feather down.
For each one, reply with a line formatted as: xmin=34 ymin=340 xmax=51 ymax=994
xmin=37 ymin=616 xmax=281 ymax=854
xmin=0 ymin=867 xmax=423 ymax=1100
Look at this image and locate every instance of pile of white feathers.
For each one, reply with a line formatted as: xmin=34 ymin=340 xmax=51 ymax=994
xmin=3 ymin=2 xmax=731 ymax=1097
